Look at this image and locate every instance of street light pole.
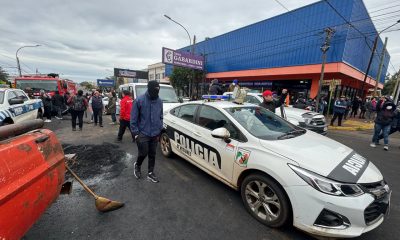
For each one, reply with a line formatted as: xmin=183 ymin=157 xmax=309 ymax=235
xmin=359 ymin=20 xmax=400 ymax=98
xmin=164 ymin=14 xmax=193 ymax=97
xmin=15 ymin=44 xmax=41 ymax=77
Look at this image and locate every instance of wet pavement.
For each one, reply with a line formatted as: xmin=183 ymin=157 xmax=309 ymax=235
xmin=24 ymin=114 xmax=400 ymax=240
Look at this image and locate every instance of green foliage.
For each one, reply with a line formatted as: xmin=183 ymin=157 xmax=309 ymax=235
xmin=169 ymin=67 xmax=204 ymax=96
xmin=80 ymin=81 xmax=95 ymax=90
xmin=0 ymin=67 xmax=9 ymax=82
xmin=382 ymin=71 xmax=399 ymax=96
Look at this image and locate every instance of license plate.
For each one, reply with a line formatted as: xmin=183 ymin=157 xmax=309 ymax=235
xmin=324 ymin=126 xmax=328 ymax=131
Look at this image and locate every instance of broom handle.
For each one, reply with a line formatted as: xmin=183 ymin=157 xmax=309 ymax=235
xmin=65 ymin=164 xmax=99 ymax=199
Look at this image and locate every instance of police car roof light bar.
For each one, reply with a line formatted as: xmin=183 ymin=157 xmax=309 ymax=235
xmin=202 ymin=95 xmax=229 ymax=100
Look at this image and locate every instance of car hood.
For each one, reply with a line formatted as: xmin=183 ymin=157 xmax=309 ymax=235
xmin=163 ymin=102 xmax=181 ymax=111
xmin=259 ymin=131 xmax=382 ymax=183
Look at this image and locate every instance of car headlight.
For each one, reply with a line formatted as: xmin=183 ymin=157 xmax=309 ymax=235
xmin=288 ymin=164 xmax=364 ymax=197
xmin=304 ymin=118 xmax=311 ymax=124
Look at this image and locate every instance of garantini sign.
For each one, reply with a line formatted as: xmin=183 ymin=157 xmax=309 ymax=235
xmin=162 ymin=47 xmax=204 ymax=70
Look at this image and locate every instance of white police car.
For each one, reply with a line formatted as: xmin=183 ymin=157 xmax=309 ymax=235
xmin=0 ymin=88 xmax=43 ymax=126
xmin=160 ymin=95 xmax=390 ymax=238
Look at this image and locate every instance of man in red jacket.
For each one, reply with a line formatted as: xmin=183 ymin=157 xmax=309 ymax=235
xmin=117 ymin=90 xmax=135 ymax=142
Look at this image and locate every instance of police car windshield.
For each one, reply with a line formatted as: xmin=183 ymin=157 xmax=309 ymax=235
xmin=136 ymin=85 xmax=179 ymax=103
xmin=0 ymin=91 xmax=4 ymax=104
xmin=225 ymin=106 xmax=300 ymax=140
xmin=16 ymin=80 xmax=58 ymax=92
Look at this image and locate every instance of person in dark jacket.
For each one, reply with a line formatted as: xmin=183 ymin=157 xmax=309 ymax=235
xmin=107 ymin=91 xmax=117 ymax=125
xmin=67 ymin=90 xmax=88 ymax=131
xmin=91 ymin=91 xmax=104 ymax=127
xmin=40 ymin=90 xmax=52 ymax=123
xmin=344 ymin=97 xmax=352 ymax=120
xmin=117 ymin=90 xmax=134 ymax=142
xmin=52 ymin=91 xmax=65 ymax=120
xmin=330 ymin=96 xmax=347 ymax=126
xmin=209 ymin=79 xmax=223 ymax=95
xmin=131 ymin=81 xmax=163 ymax=183
xmin=359 ymin=98 xmax=367 ymax=119
xmin=259 ymin=89 xmax=288 ymax=113
xmin=293 ymin=96 xmax=307 ymax=109
xmin=370 ymin=96 xmax=397 ymax=150
xmin=350 ymin=96 xmax=361 ymax=118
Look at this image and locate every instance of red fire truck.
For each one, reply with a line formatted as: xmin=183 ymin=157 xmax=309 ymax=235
xmin=14 ymin=73 xmax=77 ymax=97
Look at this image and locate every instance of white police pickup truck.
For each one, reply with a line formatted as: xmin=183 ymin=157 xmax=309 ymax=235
xmin=160 ymin=96 xmax=390 ymax=238
xmin=0 ymin=88 xmax=43 ymax=126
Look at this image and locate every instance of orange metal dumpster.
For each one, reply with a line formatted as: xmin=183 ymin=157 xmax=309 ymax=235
xmin=0 ymin=128 xmax=65 ymax=240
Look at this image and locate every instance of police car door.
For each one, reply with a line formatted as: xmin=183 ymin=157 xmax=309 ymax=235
xmin=167 ymin=104 xmax=200 ymax=164
xmin=6 ymin=90 xmax=25 ymax=123
xmin=192 ymin=105 xmax=242 ymax=182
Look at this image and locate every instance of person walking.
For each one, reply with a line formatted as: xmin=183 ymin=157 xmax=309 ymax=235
xmin=107 ymin=91 xmax=117 ymax=125
xmin=350 ymin=96 xmax=361 ymax=118
xmin=359 ymin=98 xmax=367 ymax=119
xmin=91 ymin=91 xmax=104 ymax=127
xmin=40 ymin=90 xmax=52 ymax=123
xmin=259 ymin=89 xmax=288 ymax=113
xmin=344 ymin=97 xmax=351 ymax=120
xmin=52 ymin=91 xmax=64 ymax=120
xmin=370 ymin=96 xmax=397 ymax=150
xmin=117 ymin=90 xmax=135 ymax=142
xmin=330 ymin=96 xmax=347 ymax=126
xmin=67 ymin=90 xmax=88 ymax=131
xmin=131 ymin=81 xmax=163 ymax=183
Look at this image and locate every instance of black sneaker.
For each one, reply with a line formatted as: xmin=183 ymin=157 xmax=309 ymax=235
xmin=100 ymin=125 xmax=103 ymax=127
xmin=134 ymin=162 xmax=141 ymax=179
xmin=147 ymin=172 xmax=159 ymax=183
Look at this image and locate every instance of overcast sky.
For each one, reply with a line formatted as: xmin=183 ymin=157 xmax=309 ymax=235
xmin=1 ymin=0 xmax=399 ymax=82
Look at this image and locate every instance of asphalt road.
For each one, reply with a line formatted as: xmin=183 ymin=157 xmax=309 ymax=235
xmin=24 ymin=115 xmax=400 ymax=240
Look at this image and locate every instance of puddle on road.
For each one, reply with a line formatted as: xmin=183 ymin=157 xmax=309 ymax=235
xmin=63 ymin=143 xmax=132 ymax=182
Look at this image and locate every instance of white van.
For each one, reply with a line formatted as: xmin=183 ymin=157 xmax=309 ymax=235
xmin=118 ymin=83 xmax=181 ymax=111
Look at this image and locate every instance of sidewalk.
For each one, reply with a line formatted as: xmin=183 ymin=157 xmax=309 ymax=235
xmin=328 ymin=117 xmax=374 ymax=131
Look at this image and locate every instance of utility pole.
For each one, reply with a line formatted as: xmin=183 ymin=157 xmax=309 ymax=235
xmin=374 ymin=37 xmax=388 ymax=96
xmin=189 ymin=35 xmax=196 ymax=99
xmin=315 ymin=27 xmax=335 ymax=113
xmin=393 ymin=68 xmax=400 ymax=104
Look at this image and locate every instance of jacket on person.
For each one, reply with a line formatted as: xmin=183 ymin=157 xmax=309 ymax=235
xmin=41 ymin=94 xmax=52 ymax=108
xmin=52 ymin=93 xmax=64 ymax=107
xmin=333 ymin=99 xmax=347 ymax=114
xmin=375 ymin=100 xmax=396 ymax=125
xmin=91 ymin=96 xmax=103 ymax=109
xmin=119 ymin=95 xmax=133 ymax=121
xmin=209 ymin=83 xmax=223 ymax=95
xmin=107 ymin=96 xmax=117 ymax=112
xmin=259 ymin=93 xmax=287 ymax=113
xmin=130 ymin=92 xmax=163 ymax=137
xmin=67 ymin=95 xmax=88 ymax=111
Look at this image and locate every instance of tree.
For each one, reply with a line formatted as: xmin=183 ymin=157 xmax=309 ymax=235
xmin=0 ymin=67 xmax=9 ymax=83
xmin=80 ymin=81 xmax=95 ymax=90
xmin=169 ymin=67 xmax=204 ymax=97
xmin=382 ymin=71 xmax=399 ymax=96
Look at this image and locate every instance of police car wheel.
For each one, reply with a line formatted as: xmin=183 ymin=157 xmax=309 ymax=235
xmin=241 ymin=174 xmax=291 ymax=227
xmin=160 ymin=132 xmax=172 ymax=157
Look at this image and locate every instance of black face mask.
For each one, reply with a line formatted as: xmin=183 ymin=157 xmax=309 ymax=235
xmin=148 ymin=81 xmax=160 ymax=100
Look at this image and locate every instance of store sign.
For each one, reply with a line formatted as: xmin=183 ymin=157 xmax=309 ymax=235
xmin=97 ymin=79 xmax=115 ymax=87
xmin=114 ymin=68 xmax=137 ymax=78
xmin=162 ymin=47 xmax=204 ymax=70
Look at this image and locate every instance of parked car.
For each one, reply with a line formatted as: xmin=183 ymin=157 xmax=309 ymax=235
xmin=0 ymin=88 xmax=43 ymax=126
xmin=223 ymin=92 xmax=327 ymax=135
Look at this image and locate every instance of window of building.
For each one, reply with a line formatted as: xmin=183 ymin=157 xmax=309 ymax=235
xmin=156 ymin=73 xmax=160 ymax=80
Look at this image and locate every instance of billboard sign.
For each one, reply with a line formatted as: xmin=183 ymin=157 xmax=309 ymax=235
xmin=97 ymin=79 xmax=115 ymax=87
xmin=162 ymin=47 xmax=204 ymax=70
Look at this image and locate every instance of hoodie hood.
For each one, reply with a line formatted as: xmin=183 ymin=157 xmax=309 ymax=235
xmin=148 ymin=81 xmax=160 ymax=100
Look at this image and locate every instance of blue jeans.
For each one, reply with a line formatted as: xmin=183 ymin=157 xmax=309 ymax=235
xmin=372 ymin=123 xmax=391 ymax=145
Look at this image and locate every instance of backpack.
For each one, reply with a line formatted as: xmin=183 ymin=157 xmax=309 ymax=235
xmin=73 ymin=96 xmax=86 ymax=111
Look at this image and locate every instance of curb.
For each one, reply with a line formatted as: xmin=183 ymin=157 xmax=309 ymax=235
xmin=328 ymin=126 xmax=373 ymax=131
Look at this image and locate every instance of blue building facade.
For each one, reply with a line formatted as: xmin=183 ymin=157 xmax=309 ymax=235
xmin=167 ymin=0 xmax=390 ymax=98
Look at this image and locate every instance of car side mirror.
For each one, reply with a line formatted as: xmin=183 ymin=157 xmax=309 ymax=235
xmin=9 ymin=98 xmax=24 ymax=105
xmin=178 ymin=97 xmax=183 ymax=103
xmin=211 ymin=127 xmax=231 ymax=143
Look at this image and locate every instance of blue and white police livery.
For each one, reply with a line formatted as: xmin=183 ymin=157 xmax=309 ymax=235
xmin=0 ymin=88 xmax=43 ymax=126
xmin=160 ymin=95 xmax=390 ymax=238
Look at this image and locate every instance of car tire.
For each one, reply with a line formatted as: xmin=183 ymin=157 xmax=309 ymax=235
xmin=241 ymin=174 xmax=291 ymax=228
xmin=160 ymin=132 xmax=173 ymax=158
